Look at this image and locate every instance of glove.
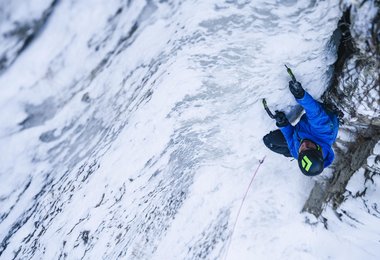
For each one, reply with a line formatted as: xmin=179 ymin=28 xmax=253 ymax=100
xmin=289 ymin=81 xmax=305 ymax=99
xmin=274 ymin=111 xmax=289 ymax=127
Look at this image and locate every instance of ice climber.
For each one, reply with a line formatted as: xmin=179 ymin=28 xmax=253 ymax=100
xmin=263 ymin=78 xmax=339 ymax=176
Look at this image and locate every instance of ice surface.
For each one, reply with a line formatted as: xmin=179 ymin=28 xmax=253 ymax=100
xmin=0 ymin=0 xmax=379 ymax=259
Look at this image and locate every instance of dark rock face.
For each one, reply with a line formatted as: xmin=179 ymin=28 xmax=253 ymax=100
xmin=303 ymin=1 xmax=380 ymax=218
xmin=303 ymin=128 xmax=380 ymax=217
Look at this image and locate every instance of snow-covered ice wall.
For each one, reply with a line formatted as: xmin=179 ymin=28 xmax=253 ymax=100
xmin=1 ymin=0 xmax=379 ymax=259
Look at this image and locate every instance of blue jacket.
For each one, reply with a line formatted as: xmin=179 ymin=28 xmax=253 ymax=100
xmin=279 ymin=92 xmax=339 ymax=168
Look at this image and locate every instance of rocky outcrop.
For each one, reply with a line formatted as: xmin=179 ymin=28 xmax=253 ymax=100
xmin=303 ymin=0 xmax=380 ymax=218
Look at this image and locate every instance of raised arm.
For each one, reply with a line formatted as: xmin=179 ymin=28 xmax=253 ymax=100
xmin=279 ymin=123 xmax=296 ymax=157
xmin=296 ymin=92 xmax=332 ymax=134
xmin=288 ymin=80 xmax=333 ymax=134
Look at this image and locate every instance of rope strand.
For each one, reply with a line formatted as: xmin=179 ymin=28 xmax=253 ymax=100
xmin=223 ymin=155 xmax=266 ymax=260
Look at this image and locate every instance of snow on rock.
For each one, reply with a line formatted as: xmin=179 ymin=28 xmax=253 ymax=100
xmin=0 ymin=0 xmax=379 ymax=259
xmin=335 ymin=0 xmax=379 ymax=125
xmin=303 ymin=2 xmax=380 ymax=258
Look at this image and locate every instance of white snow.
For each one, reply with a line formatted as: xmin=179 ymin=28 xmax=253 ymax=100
xmin=0 ymin=0 xmax=379 ymax=259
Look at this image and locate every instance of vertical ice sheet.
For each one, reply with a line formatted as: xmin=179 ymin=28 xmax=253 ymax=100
xmin=1 ymin=0 xmax=378 ymax=259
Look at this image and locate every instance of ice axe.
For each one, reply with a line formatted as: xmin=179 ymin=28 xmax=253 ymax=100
xmin=285 ymin=64 xmax=296 ymax=82
xmin=262 ymin=65 xmax=296 ymax=119
xmin=262 ymin=98 xmax=275 ymax=119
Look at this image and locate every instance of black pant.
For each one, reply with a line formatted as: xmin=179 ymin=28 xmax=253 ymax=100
xmin=263 ymin=130 xmax=292 ymax=158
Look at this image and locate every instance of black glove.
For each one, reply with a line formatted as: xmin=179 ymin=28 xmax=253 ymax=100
xmin=274 ymin=111 xmax=289 ymax=127
xmin=289 ymin=81 xmax=305 ymax=99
